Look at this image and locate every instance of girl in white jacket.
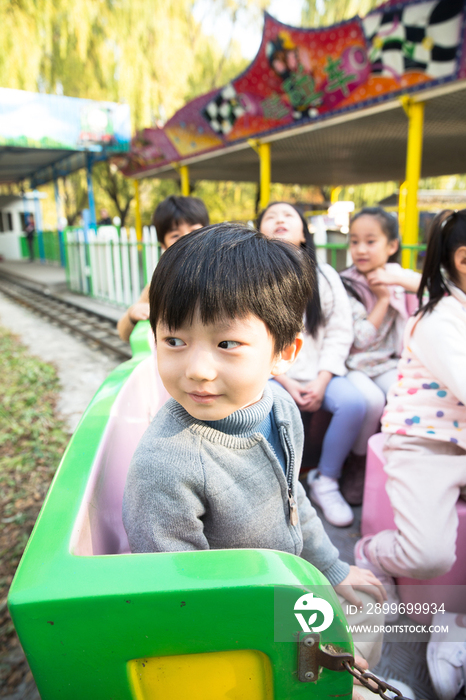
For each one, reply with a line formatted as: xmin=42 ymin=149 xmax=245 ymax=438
xmin=258 ymin=202 xmax=366 ymax=527
xmin=355 ymin=212 xmax=466 ymax=688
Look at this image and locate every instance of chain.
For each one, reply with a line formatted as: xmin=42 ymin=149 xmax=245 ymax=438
xmin=342 ymin=661 xmax=414 ymax=700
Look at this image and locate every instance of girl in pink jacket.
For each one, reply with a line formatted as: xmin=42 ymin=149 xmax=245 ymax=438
xmin=340 ymin=207 xmax=420 ymax=503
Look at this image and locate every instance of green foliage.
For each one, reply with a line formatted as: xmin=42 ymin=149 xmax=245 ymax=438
xmin=92 ymin=161 xmax=134 ymax=226
xmin=0 ymin=0 xmax=272 ymax=224
xmin=0 ymin=326 xmax=69 ymax=654
xmin=301 ymin=0 xmax=382 ymax=27
xmin=0 ymin=0 xmax=262 ymax=131
xmin=62 ymin=171 xmax=89 ymax=226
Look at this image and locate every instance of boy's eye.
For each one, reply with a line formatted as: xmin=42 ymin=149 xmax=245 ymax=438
xmin=218 ymin=340 xmax=241 ymax=349
xmin=166 ymin=337 xmax=185 ymax=347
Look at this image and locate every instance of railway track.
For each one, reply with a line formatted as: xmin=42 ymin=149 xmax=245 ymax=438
xmin=0 ymin=276 xmax=132 ymax=360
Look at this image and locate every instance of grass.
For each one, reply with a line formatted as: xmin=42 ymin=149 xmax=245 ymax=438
xmin=0 ymin=325 xmax=69 ymax=695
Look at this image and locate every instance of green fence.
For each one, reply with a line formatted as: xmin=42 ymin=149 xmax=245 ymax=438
xmin=20 ymin=230 xmax=63 ymax=264
xmin=402 ymin=244 xmax=427 ymax=271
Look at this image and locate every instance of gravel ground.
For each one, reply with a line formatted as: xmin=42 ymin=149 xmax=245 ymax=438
xmin=0 ymin=294 xmax=121 ymax=433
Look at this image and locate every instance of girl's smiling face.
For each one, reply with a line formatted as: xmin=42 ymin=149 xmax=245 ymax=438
xmin=259 ymin=203 xmax=306 ymax=248
xmin=349 ymin=214 xmax=399 ymax=274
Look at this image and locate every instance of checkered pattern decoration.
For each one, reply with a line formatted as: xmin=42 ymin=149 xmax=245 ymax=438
xmin=203 ymin=84 xmax=246 ymax=136
xmin=363 ymin=0 xmax=464 ymax=79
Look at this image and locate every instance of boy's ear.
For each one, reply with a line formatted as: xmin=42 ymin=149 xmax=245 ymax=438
xmin=270 ymin=334 xmax=303 ymax=376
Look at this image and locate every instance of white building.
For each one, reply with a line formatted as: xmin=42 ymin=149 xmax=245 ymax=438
xmin=0 ymin=192 xmax=46 ymax=260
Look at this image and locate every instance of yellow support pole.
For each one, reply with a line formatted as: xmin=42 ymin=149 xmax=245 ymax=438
xmin=134 ymin=179 xmax=142 ymax=242
xmin=259 ymin=142 xmax=271 ymax=210
xmin=330 ymin=187 xmax=341 ymax=204
xmin=248 ymin=140 xmax=271 ymax=210
xmin=179 ymin=165 xmax=190 ymax=197
xmin=402 ymin=100 xmax=424 ymax=269
xmin=398 ymin=180 xmax=408 ymax=239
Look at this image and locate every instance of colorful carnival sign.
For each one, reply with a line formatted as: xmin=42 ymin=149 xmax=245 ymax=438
xmin=0 ymin=88 xmax=131 ymax=152
xmin=121 ymin=0 xmax=465 ymax=176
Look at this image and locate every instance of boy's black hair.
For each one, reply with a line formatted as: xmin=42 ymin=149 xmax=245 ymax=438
xmin=417 ymin=209 xmax=466 ymax=317
xmin=255 ymin=202 xmax=324 ymax=338
xmin=152 ymin=195 xmax=209 ymax=245
xmin=149 ymin=223 xmax=315 ymax=353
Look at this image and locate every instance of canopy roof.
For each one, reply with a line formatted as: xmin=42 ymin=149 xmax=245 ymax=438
xmin=0 ymin=88 xmax=131 ymax=186
xmin=121 ymin=0 xmax=466 ymax=185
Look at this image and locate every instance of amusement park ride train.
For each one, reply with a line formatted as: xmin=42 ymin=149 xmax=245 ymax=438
xmin=7 ymin=322 xmax=359 ymax=700
xmin=7 ymin=0 xmax=466 ymax=692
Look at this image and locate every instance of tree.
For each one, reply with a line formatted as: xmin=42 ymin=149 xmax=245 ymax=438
xmin=92 ymin=162 xmax=133 ymax=227
xmin=301 ymin=0 xmax=382 ymax=27
xmin=0 ymin=0 xmax=272 ymax=224
xmin=62 ymin=172 xmax=88 ymax=226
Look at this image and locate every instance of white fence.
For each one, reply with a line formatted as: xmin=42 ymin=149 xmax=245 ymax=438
xmin=65 ymin=225 xmax=162 ymax=305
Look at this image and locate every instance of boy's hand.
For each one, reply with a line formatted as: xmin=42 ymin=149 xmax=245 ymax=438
xmin=334 ymin=565 xmax=387 ymax=608
xmin=129 ymin=302 xmax=150 ymax=324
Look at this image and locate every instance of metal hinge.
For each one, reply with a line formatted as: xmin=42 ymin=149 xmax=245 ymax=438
xmin=297 ymin=632 xmax=354 ymax=682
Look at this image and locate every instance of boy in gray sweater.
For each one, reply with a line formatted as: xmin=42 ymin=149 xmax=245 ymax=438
xmin=123 ymin=224 xmax=385 ymax=669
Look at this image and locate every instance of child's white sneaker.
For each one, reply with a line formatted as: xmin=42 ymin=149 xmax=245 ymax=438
xmin=354 ymin=536 xmax=400 ymax=622
xmin=308 ymin=471 xmax=354 ymax=527
xmin=427 ymin=612 xmax=466 ymax=700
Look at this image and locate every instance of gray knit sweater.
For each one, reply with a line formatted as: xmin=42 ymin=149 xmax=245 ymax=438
xmin=122 ymin=381 xmax=350 ymax=585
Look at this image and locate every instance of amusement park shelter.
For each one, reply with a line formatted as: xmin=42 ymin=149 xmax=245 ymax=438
xmin=0 ymin=87 xmax=131 ymax=261
xmin=121 ymin=0 xmax=466 ymax=266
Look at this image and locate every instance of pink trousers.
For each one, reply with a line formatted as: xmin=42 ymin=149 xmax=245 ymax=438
xmin=368 ymin=434 xmax=466 ymax=579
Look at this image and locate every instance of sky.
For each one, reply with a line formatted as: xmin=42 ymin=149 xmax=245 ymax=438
xmin=193 ymin=0 xmax=306 ymax=60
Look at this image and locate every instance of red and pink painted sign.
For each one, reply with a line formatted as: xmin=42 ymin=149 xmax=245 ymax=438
xmin=121 ymin=0 xmax=465 ymax=176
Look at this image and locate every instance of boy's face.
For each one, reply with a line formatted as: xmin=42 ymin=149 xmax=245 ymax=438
xmin=162 ymin=222 xmax=203 ymax=250
xmin=156 ymin=312 xmax=300 ymax=421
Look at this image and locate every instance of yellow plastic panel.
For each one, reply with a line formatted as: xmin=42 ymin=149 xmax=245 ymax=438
xmin=128 ymin=649 xmax=273 ymax=700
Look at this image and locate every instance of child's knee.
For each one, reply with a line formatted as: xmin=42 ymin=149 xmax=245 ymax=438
xmin=411 ymin=553 xmax=456 ymax=580
xmin=366 ymin=387 xmax=386 ymax=417
xmin=336 ymin=388 xmax=366 ymax=423
xmin=406 ymin=546 xmax=456 ymax=580
xmin=351 ymin=392 xmax=367 ymax=422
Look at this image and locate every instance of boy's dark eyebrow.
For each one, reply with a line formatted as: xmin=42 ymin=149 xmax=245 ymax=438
xmin=157 ymin=317 xmax=245 ymax=333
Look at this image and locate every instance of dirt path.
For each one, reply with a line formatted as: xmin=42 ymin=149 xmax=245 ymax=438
xmin=0 ymin=293 xmax=121 ymax=699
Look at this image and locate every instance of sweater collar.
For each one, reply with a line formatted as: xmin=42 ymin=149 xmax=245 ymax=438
xmin=167 ymin=382 xmax=274 ymax=436
xmin=204 ymin=382 xmax=273 ymax=435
